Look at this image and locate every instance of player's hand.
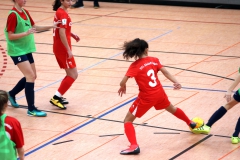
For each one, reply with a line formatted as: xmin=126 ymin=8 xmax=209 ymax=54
xmin=71 ymin=33 xmax=80 ymax=42
xmin=118 ymin=86 xmax=126 ymax=97
xmin=67 ymin=50 xmax=73 ymax=59
xmin=53 ymin=20 xmax=61 ymax=28
xmin=173 ymin=83 xmax=181 ymax=90
xmin=26 ymin=28 xmax=36 ymax=35
xmin=224 ymin=91 xmax=232 ymax=102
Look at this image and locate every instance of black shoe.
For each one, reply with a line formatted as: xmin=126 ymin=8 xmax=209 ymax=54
xmin=189 ymin=121 xmax=197 ymax=129
xmin=120 ymin=145 xmax=140 ymax=155
xmin=71 ymin=3 xmax=84 ymax=8
xmin=94 ymin=2 xmax=100 ymax=9
xmin=60 ymin=97 xmax=69 ymax=105
xmin=50 ymin=95 xmax=67 ymax=109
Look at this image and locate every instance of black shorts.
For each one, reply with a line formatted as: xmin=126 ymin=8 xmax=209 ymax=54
xmin=10 ymin=53 xmax=34 ymax=65
xmin=233 ymin=89 xmax=240 ymax=102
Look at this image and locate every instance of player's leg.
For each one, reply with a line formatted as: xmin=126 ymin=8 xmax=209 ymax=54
xmin=192 ymin=90 xmax=239 ymax=134
xmin=93 ymin=0 xmax=100 ymax=8
xmin=124 ymin=111 xmax=137 ymax=145
xmin=17 ymin=57 xmax=46 ymax=117
xmin=206 ymin=101 xmax=237 ymax=127
xmin=8 ymin=56 xmax=28 ymax=107
xmin=120 ymin=111 xmax=140 ymax=155
xmin=232 ymin=117 xmax=240 ymax=144
xmin=50 ymin=57 xmax=78 ymax=109
xmin=120 ymin=98 xmax=149 ymax=155
xmin=165 ymin=104 xmax=196 ymax=129
xmin=8 ymin=77 xmax=26 ymax=108
xmin=58 ymin=67 xmax=78 ymax=96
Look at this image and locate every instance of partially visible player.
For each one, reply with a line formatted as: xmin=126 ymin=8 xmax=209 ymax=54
xmin=0 ymin=90 xmax=24 ymax=160
xmin=118 ymin=38 xmax=196 ymax=155
xmin=4 ymin=0 xmax=60 ymax=117
xmin=50 ymin=0 xmax=80 ymax=109
xmin=192 ymin=68 xmax=240 ymax=144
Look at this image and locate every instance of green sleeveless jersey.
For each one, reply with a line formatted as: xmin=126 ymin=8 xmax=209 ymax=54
xmin=0 ymin=114 xmax=17 ymax=160
xmin=4 ymin=9 xmax=36 ymax=56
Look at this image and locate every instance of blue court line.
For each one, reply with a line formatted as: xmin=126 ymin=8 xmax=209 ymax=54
xmin=16 ymin=29 xmax=174 ymax=100
xmin=24 ymin=97 xmax=136 ymax=157
xmin=164 ymin=86 xmax=228 ymax=93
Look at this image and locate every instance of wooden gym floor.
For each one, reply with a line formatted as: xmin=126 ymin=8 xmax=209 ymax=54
xmin=0 ymin=0 xmax=239 ymax=159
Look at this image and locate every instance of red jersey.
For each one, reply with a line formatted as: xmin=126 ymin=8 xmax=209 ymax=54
xmin=53 ymin=8 xmax=72 ymax=55
xmin=4 ymin=116 xmax=24 ymax=148
xmin=6 ymin=7 xmax=35 ymax=33
xmin=126 ymin=57 xmax=165 ymax=100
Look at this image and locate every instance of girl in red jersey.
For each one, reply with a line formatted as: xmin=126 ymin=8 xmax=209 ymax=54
xmin=118 ymin=38 xmax=196 ymax=155
xmin=5 ymin=0 xmax=60 ymax=117
xmin=50 ymin=0 xmax=80 ymax=109
xmin=0 ymin=90 xmax=24 ymax=160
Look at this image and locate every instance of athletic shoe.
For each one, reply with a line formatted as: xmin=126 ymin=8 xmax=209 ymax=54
xmin=189 ymin=121 xmax=197 ymax=129
xmin=191 ymin=125 xmax=210 ymax=134
xmin=50 ymin=95 xmax=67 ymax=109
xmin=7 ymin=92 xmax=19 ymax=108
xmin=71 ymin=3 xmax=84 ymax=8
xmin=94 ymin=2 xmax=100 ymax=9
xmin=231 ymin=137 xmax=240 ymax=144
xmin=60 ymin=97 xmax=69 ymax=104
xmin=27 ymin=109 xmax=47 ymax=117
xmin=120 ymin=145 xmax=140 ymax=155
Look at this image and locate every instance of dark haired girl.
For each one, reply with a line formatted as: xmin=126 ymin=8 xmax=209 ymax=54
xmin=118 ymin=38 xmax=196 ymax=155
xmin=50 ymin=0 xmax=80 ymax=109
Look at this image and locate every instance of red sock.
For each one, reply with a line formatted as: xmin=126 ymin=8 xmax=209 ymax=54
xmin=58 ymin=76 xmax=75 ymax=95
xmin=124 ymin=122 xmax=138 ymax=146
xmin=173 ymin=108 xmax=191 ymax=125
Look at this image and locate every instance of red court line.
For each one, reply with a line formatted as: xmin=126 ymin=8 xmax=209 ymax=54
xmin=0 ymin=45 xmax=7 ymax=78
xmin=75 ymin=136 xmax=119 ymax=159
xmin=218 ymin=145 xmax=240 ymax=160
xmin=212 ymin=70 xmax=238 ymax=85
xmin=175 ymin=42 xmax=240 ymax=77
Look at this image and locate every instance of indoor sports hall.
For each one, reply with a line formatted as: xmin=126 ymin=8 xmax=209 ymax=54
xmin=0 ymin=0 xmax=239 ymax=159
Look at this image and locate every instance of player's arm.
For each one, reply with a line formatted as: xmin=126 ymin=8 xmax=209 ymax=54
xmin=59 ymin=28 xmax=72 ymax=59
xmin=71 ymin=33 xmax=80 ymax=42
xmin=17 ymin=147 xmax=24 ymax=160
xmin=225 ymin=72 xmax=240 ymax=102
xmin=159 ymin=67 xmax=181 ymax=90
xmin=33 ymin=20 xmax=60 ymax=32
xmin=7 ymin=29 xmax=36 ymax=40
xmin=118 ymin=76 xmax=129 ymax=97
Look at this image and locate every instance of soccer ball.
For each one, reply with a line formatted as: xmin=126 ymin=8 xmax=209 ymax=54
xmin=192 ymin=117 xmax=204 ymax=128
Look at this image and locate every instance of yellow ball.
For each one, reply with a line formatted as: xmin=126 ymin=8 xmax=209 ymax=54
xmin=192 ymin=117 xmax=204 ymax=128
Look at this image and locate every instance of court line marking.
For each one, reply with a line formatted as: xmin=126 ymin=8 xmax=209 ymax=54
xmin=24 ymin=97 xmax=136 ymax=156
xmin=169 ymin=135 xmax=213 ymax=160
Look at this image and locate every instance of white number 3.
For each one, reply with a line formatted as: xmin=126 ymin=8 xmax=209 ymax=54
xmin=147 ymin=69 xmax=157 ymax=87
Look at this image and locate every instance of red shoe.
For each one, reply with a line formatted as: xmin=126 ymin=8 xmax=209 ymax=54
xmin=120 ymin=145 xmax=140 ymax=155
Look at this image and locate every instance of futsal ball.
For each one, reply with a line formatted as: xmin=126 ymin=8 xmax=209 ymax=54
xmin=192 ymin=117 xmax=204 ymax=128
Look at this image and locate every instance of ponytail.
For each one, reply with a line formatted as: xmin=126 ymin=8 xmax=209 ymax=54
xmin=53 ymin=0 xmax=62 ymax=11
